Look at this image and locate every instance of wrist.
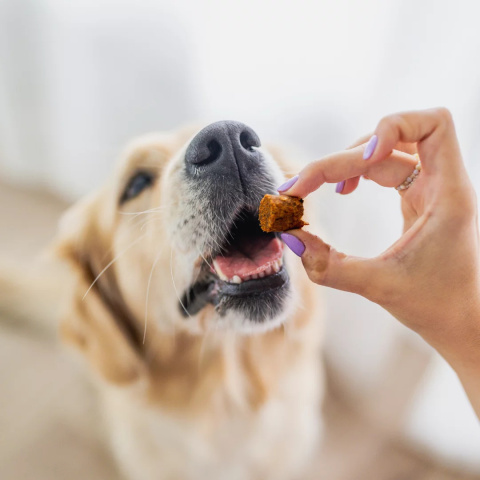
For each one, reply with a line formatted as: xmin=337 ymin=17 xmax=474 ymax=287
xmin=428 ymin=298 xmax=480 ymax=375
xmin=439 ymin=304 xmax=480 ymax=420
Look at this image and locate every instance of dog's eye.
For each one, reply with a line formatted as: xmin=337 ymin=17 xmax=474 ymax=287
xmin=120 ymin=171 xmax=155 ymax=203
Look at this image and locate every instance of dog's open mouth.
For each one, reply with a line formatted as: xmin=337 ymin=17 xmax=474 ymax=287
xmin=212 ymin=209 xmax=285 ymax=285
xmin=180 ymin=208 xmax=289 ymax=319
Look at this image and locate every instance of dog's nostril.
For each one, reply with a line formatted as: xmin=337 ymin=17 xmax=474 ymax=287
xmin=203 ymin=139 xmax=222 ymax=164
xmin=189 ymin=139 xmax=222 ymax=166
xmin=240 ymin=129 xmax=259 ymax=152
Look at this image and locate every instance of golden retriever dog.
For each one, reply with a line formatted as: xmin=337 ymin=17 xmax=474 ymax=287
xmin=53 ymin=121 xmax=324 ymax=480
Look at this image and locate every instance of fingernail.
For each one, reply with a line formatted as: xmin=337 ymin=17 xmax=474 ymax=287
xmin=280 ymin=233 xmax=305 ymax=257
xmin=335 ymin=180 xmax=345 ymax=193
xmin=363 ymin=134 xmax=378 ymax=160
xmin=277 ymin=175 xmax=299 ymax=193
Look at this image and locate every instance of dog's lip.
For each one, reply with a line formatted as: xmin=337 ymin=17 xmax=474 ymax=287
xmin=215 ymin=267 xmax=288 ymax=297
xmin=179 ymin=259 xmax=289 ymax=317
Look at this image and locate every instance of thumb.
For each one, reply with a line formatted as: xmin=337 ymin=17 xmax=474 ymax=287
xmin=281 ymin=229 xmax=385 ymax=300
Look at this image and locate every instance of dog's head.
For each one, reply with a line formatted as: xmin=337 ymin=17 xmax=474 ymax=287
xmin=56 ymin=121 xmax=303 ymax=383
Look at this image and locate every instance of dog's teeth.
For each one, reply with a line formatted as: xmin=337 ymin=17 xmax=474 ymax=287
xmin=251 ymin=274 xmax=259 ymax=279
xmin=231 ymin=275 xmax=242 ymax=284
xmin=258 ymin=271 xmax=265 ymax=278
xmin=243 ymin=274 xmax=252 ymax=281
xmin=213 ymin=259 xmax=228 ymax=281
xmin=272 ymin=261 xmax=280 ymax=273
xmin=265 ymin=266 xmax=273 ymax=276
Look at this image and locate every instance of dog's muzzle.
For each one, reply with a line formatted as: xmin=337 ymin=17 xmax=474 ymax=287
xmin=179 ymin=121 xmax=290 ymax=323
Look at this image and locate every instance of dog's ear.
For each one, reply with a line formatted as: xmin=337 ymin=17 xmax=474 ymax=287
xmin=53 ymin=193 xmax=145 ymax=385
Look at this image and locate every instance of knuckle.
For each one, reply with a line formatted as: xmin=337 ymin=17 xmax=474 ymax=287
xmin=301 ymin=237 xmax=331 ymax=286
xmin=378 ymin=113 xmax=406 ymax=134
xmin=434 ymin=107 xmax=453 ymax=125
xmin=378 ymin=114 xmax=396 ymax=130
xmin=305 ymin=266 xmax=326 ymax=285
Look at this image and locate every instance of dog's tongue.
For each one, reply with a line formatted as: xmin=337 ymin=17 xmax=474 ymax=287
xmin=213 ymin=237 xmax=283 ymax=280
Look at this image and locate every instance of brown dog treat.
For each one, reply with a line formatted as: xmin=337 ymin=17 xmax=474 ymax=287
xmin=259 ymin=194 xmax=306 ymax=233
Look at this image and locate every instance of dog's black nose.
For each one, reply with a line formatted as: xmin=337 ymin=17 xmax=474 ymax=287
xmin=184 ymin=121 xmax=262 ymax=179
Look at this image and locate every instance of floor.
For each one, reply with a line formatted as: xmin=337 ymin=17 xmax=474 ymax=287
xmin=0 ymin=180 xmax=478 ymax=480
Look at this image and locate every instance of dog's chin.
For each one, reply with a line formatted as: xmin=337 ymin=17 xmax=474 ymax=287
xmin=214 ymin=267 xmax=290 ymax=320
xmin=214 ymin=272 xmax=292 ymax=334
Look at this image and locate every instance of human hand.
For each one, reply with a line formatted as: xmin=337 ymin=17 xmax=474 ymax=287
xmin=279 ymin=108 xmax=480 ymax=386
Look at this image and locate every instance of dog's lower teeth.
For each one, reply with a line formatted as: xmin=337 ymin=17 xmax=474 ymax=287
xmin=214 ymin=258 xmax=284 ymax=284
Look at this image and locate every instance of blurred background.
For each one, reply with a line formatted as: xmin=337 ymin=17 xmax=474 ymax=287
xmin=1 ymin=0 xmax=480 ymax=478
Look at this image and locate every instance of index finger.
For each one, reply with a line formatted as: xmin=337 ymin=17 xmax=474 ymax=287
xmin=348 ymin=132 xmax=417 ymax=155
xmin=284 ymin=145 xmax=416 ymax=198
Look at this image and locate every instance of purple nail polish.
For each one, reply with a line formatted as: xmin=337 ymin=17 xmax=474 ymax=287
xmin=277 ymin=175 xmax=299 ymax=193
xmin=363 ymin=135 xmax=378 ymax=160
xmin=335 ymin=180 xmax=345 ymax=193
xmin=280 ymin=233 xmax=305 ymax=257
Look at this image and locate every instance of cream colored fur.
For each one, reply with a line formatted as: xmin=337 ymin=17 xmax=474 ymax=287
xmin=7 ymin=126 xmax=325 ymax=480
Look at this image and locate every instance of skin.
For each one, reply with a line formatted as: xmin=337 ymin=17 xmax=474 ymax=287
xmin=282 ymin=108 xmax=480 ymax=419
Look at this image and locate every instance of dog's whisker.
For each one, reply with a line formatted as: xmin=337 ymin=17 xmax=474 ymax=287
xmin=82 ymin=233 xmax=148 ymax=300
xmin=206 ymin=212 xmax=234 ymax=254
xmin=170 ymin=247 xmax=192 ymax=320
xmin=118 ymin=205 xmax=168 ymax=217
xmin=211 ymin=210 xmax=239 ymax=250
xmin=144 ymin=248 xmax=183 ymax=366
xmin=206 ymin=232 xmax=225 ymax=256
xmin=98 ymin=212 xmax=155 ymax=264
xmin=196 ymin=246 xmax=213 ymax=271
xmin=211 ymin=207 xmax=230 ymax=230
xmin=143 ymin=249 xmax=164 ymax=345
xmin=189 ymin=265 xmax=203 ymax=295
xmin=140 ymin=214 xmax=164 ymax=232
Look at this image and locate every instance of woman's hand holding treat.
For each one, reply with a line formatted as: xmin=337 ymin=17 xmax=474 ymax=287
xmin=278 ymin=108 xmax=480 ymax=417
